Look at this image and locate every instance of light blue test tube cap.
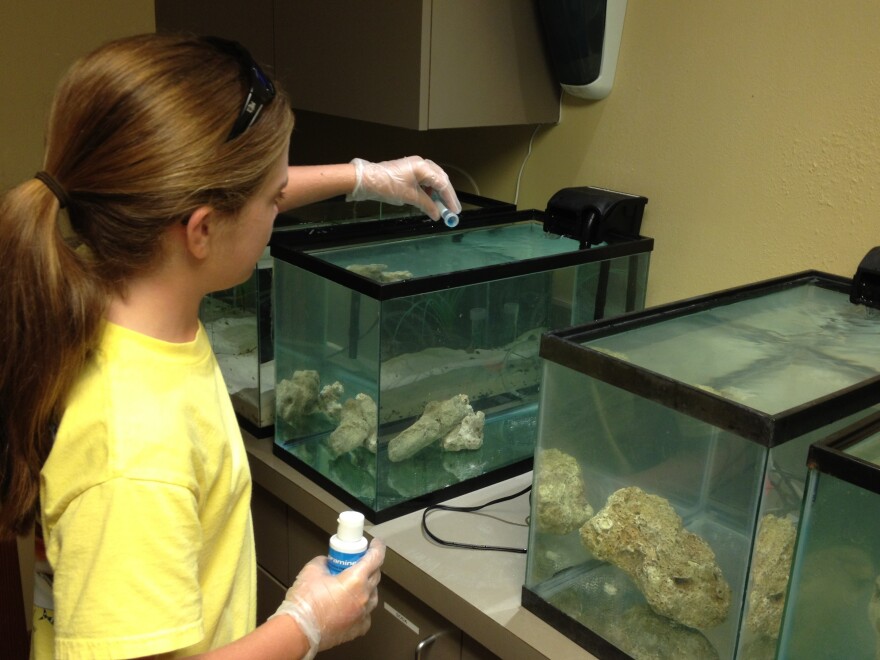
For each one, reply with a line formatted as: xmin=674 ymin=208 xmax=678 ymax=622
xmin=432 ymin=193 xmax=459 ymax=228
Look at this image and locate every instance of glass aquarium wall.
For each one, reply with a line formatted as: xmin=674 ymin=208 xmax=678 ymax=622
xmin=522 ymin=272 xmax=880 ymax=660
xmin=199 ymin=193 xmax=514 ymax=436
xmin=777 ymin=413 xmax=880 ymax=660
xmin=271 ymin=213 xmax=653 ymax=521
xmin=200 ymin=248 xmax=274 ymax=432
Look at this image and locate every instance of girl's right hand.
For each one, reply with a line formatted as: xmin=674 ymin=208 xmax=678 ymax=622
xmin=271 ymin=539 xmax=386 ymax=658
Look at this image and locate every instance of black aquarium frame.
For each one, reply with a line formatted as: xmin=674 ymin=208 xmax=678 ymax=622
xmin=271 ymin=209 xmax=654 ymax=302
xmin=520 ymin=587 xmax=633 ymax=660
xmin=540 ymin=270 xmax=880 ymax=448
xmin=807 ymin=409 xmax=880 ymax=494
xmin=269 ymin=208 xmax=654 ymax=523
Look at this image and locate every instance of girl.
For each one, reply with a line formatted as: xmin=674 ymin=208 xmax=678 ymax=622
xmin=0 ymin=32 xmax=459 ymax=659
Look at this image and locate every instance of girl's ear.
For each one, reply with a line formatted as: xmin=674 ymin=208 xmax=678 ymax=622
xmin=181 ymin=206 xmax=215 ymax=260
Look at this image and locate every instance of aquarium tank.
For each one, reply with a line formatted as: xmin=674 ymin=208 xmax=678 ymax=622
xmin=776 ymin=411 xmax=880 ymax=660
xmin=199 ymin=193 xmax=513 ymax=435
xmin=270 ymin=208 xmax=653 ymax=521
xmin=522 ymin=271 xmax=880 ymax=660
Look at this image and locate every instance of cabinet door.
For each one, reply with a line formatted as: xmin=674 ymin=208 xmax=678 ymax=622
xmin=252 ymin=483 xmax=290 ymax=585
xmin=462 ymin=634 xmax=502 ymax=660
xmin=274 ymin=0 xmax=558 ymax=130
xmin=319 ymin=576 xmax=463 ymax=660
xmin=256 ymin=564 xmax=287 ymax=624
xmin=426 ymin=0 xmax=559 ymax=129
xmin=286 ymin=504 xmax=331 ymax=575
xmin=274 ymin=0 xmax=426 ymax=129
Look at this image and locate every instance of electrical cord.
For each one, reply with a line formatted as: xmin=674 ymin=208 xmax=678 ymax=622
xmin=420 ymin=485 xmax=532 ymax=554
xmin=513 ymin=92 xmax=564 ymax=207
xmin=442 ymin=91 xmax=564 ymax=206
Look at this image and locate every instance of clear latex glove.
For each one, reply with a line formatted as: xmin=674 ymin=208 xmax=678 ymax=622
xmin=270 ymin=539 xmax=386 ymax=660
xmin=346 ymin=156 xmax=462 ymax=222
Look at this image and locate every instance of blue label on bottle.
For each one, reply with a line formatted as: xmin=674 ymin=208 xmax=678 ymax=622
xmin=328 ymin=547 xmax=367 ymax=575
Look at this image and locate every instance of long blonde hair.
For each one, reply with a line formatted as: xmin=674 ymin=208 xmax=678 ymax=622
xmin=0 ymin=33 xmax=294 ymax=537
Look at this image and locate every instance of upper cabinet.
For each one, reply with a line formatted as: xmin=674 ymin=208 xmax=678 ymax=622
xmin=156 ymin=0 xmax=560 ymax=130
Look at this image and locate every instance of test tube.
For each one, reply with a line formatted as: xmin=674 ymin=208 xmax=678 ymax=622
xmin=432 ymin=192 xmax=459 ymax=228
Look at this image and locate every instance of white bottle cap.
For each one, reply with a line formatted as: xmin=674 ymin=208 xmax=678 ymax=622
xmin=336 ymin=511 xmax=365 ymax=542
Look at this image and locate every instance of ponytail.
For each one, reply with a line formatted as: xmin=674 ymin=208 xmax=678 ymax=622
xmin=0 ymin=179 xmax=106 ymax=537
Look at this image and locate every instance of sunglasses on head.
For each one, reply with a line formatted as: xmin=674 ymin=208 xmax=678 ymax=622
xmin=203 ymin=36 xmax=276 ymax=142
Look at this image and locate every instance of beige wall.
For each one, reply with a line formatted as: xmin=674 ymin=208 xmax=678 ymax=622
xmin=0 ymin=1 xmax=155 ymax=189
xmin=291 ymin=1 xmax=880 ymax=306
xmin=4 ymin=1 xmax=880 ymax=307
xmin=522 ymin=0 xmax=880 ymax=305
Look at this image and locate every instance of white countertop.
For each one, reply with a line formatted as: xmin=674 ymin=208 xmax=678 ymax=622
xmin=370 ymin=473 xmax=534 ymax=625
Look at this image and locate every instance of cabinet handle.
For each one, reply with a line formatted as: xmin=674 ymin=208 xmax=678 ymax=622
xmin=414 ymin=630 xmax=450 ymax=660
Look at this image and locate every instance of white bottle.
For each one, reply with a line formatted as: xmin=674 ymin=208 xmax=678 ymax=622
xmin=327 ymin=510 xmax=368 ymax=575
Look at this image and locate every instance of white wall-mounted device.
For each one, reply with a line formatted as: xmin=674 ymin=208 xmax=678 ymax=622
xmin=538 ymin=0 xmax=628 ymax=100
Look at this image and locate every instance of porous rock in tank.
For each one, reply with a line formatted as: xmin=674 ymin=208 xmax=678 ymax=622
xmin=746 ymin=513 xmax=797 ymax=639
xmin=580 ymin=486 xmax=731 ymax=629
xmin=328 ymin=393 xmax=377 ymax=457
xmin=534 ymin=448 xmax=594 ymax=535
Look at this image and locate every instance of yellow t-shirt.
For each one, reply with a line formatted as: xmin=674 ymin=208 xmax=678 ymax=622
xmin=36 ymin=321 xmax=255 ymax=659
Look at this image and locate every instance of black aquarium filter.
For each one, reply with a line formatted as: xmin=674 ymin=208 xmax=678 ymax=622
xmin=850 ymin=246 xmax=880 ymax=309
xmin=544 ymin=186 xmax=648 ymax=249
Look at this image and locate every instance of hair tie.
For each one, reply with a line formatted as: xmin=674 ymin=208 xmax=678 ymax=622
xmin=34 ymin=171 xmax=71 ymax=209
